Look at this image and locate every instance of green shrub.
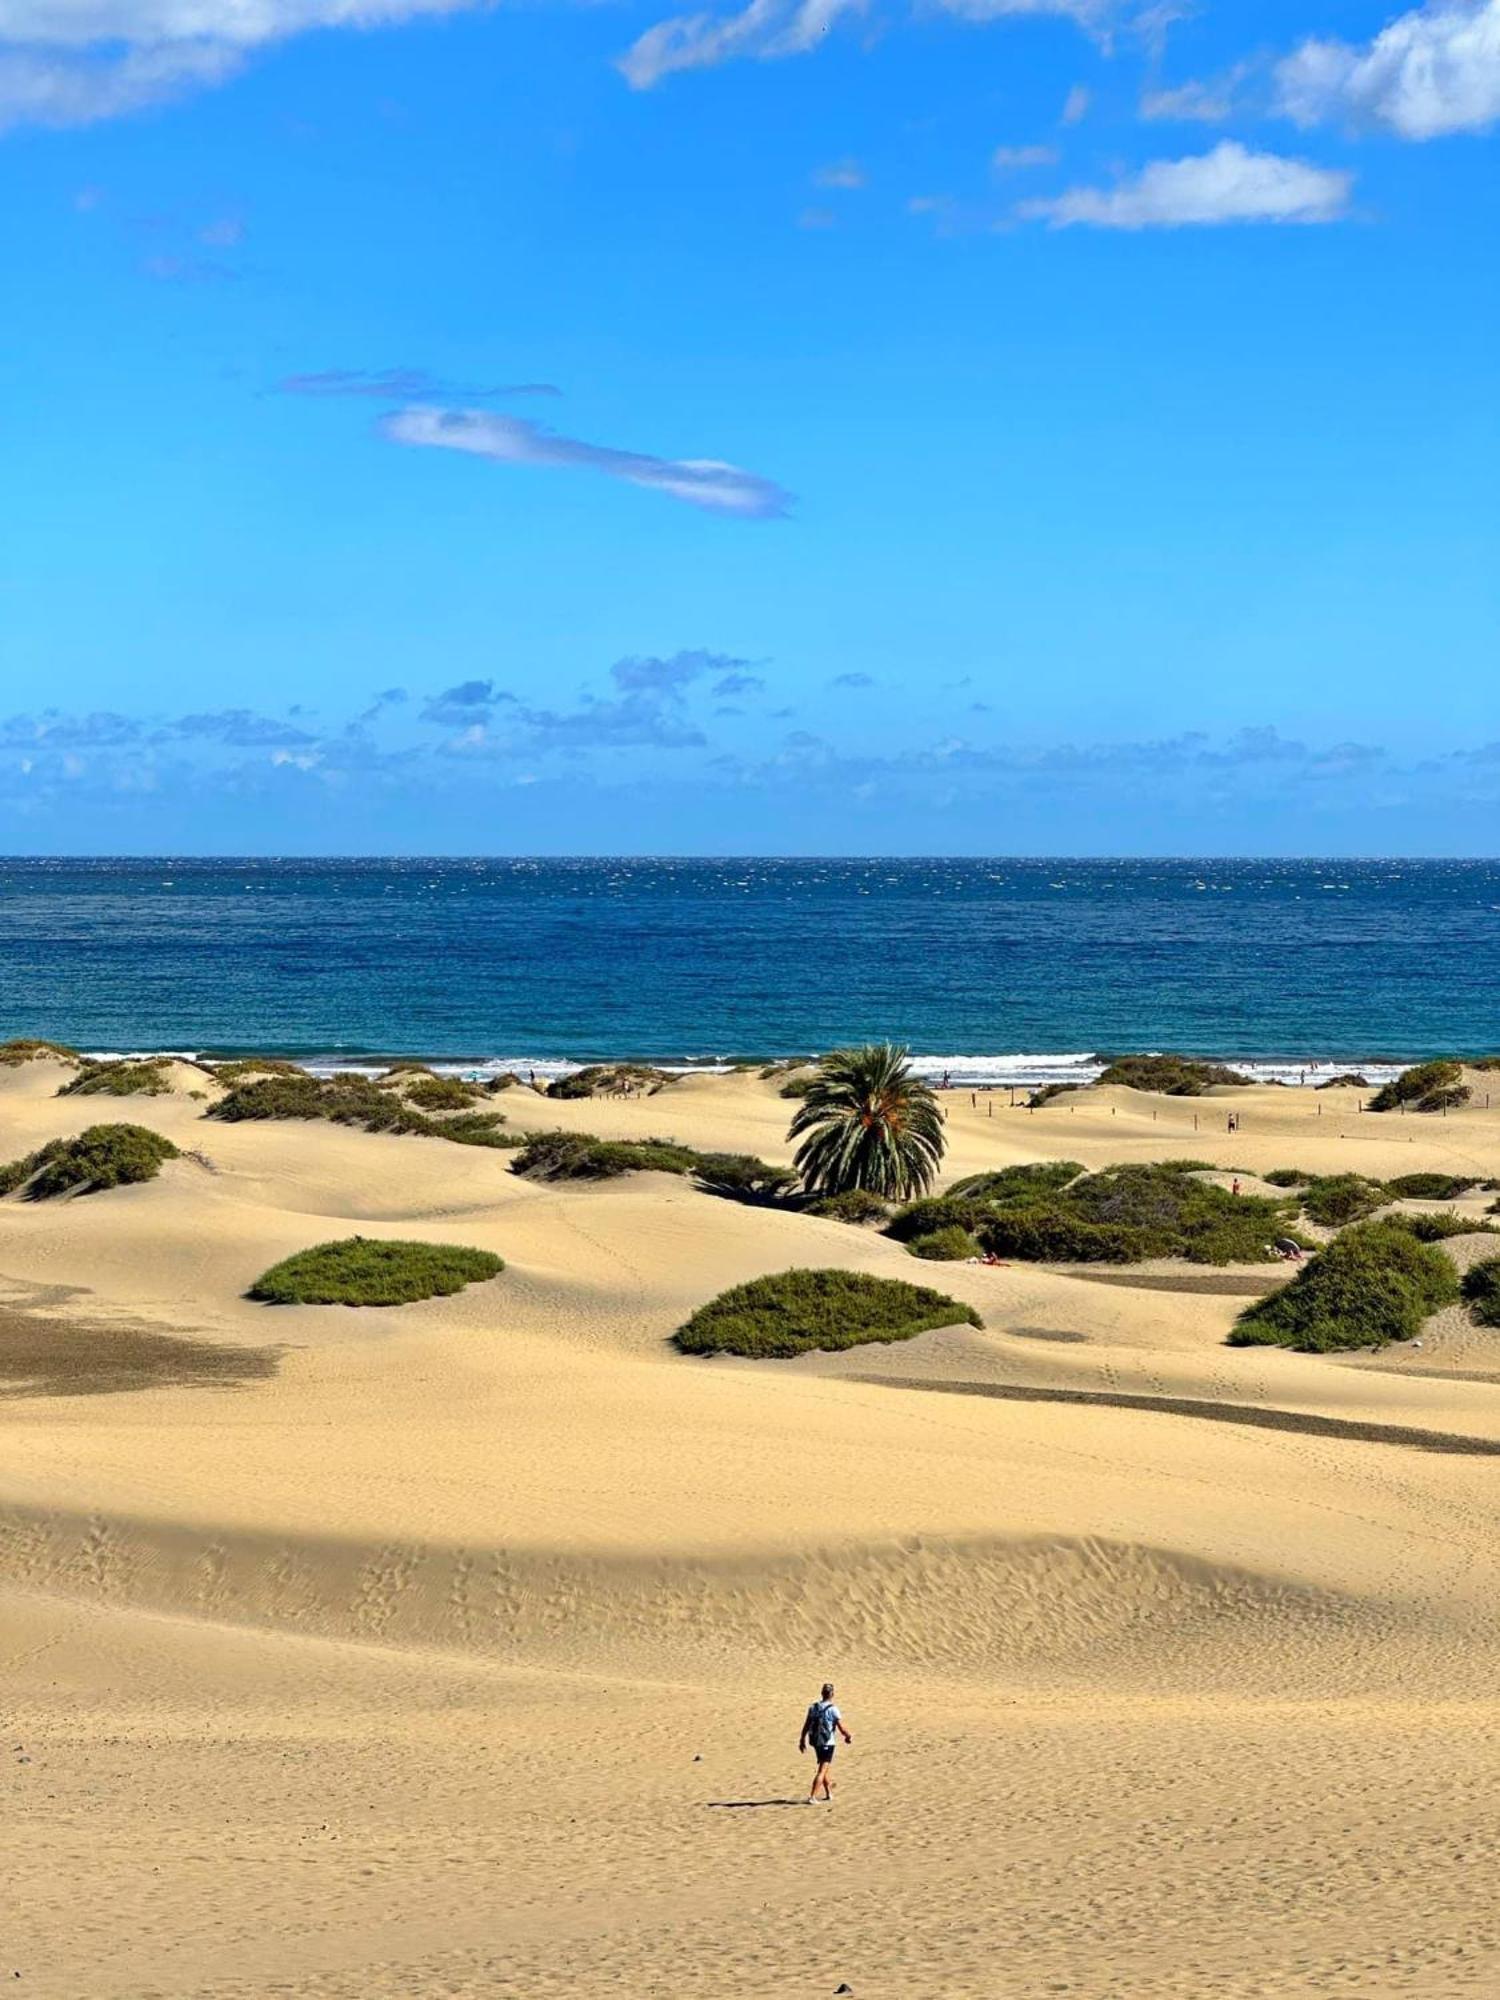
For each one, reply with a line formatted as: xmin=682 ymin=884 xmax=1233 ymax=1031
xmin=675 ymin=1267 xmax=980 ymax=1358
xmin=211 ymin=1072 xmax=428 ymax=1135
xmin=511 ymin=1132 xmax=699 ymax=1181
xmin=0 ymin=1123 xmax=180 ymax=1199
xmin=1385 ymin=1172 xmax=1473 ymax=1200
xmin=1095 ymin=1055 xmax=1252 ymax=1095
xmin=210 ymin=1058 xmax=308 ymax=1083
xmin=691 ymin=1153 xmax=799 ymax=1202
xmin=978 ymin=1209 xmax=1163 ymax=1263
xmin=1382 ymin=1211 xmax=1500 ymax=1244
xmin=404 ymin=1075 xmax=486 ymax=1112
xmin=885 ymin=1195 xmax=991 ymax=1244
xmin=1462 ymin=1258 xmax=1500 ymax=1327
xmin=778 ymin=1075 xmax=815 ymax=1099
xmin=1027 ymin=1084 xmax=1072 ymax=1107
xmin=907 ymin=1226 xmax=982 ymax=1261
xmin=1263 ymin=1168 xmax=1312 ymax=1188
xmin=947 ymin=1161 xmax=1084 ymax=1202
xmin=1057 ymin=1164 xmax=1291 ymax=1263
xmin=805 ymin=1188 xmax=891 ymax=1225
xmin=1300 ymin=1174 xmax=1389 ymax=1228
xmin=547 ymin=1064 xmax=671 ymax=1100
xmin=1230 ymin=1222 xmax=1460 ymax=1352
xmin=0 ymin=1038 xmax=81 ymax=1067
xmin=435 ymin=1113 xmax=523 ymax=1149
xmin=248 ymin=1236 xmax=503 ymax=1307
xmin=1420 ymin=1086 xmax=1472 ymax=1113
xmin=1369 ymin=1060 xmax=1467 ymax=1113
xmin=1153 ymin=1158 xmax=1216 ymax=1173
xmin=61 ymin=1059 xmax=173 ymax=1098
xmin=1315 ymin=1073 xmax=1370 ymax=1090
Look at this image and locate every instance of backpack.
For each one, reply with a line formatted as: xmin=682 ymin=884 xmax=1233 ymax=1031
xmin=807 ymin=1700 xmax=836 ymax=1749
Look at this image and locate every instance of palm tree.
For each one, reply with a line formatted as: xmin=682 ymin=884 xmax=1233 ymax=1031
xmin=788 ymin=1043 xmax=945 ymax=1199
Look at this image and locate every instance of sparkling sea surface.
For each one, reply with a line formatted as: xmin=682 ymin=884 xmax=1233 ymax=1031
xmin=0 ymin=857 xmax=1495 ymax=1086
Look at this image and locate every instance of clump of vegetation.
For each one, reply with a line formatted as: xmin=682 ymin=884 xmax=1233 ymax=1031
xmin=1462 ymin=1258 xmax=1500 ymax=1328
xmin=211 ymin=1072 xmax=429 ymax=1135
xmin=1026 ymin=1084 xmax=1072 ymax=1108
xmin=778 ymin=1075 xmax=816 ymax=1100
xmin=0 ymin=1038 xmax=81 ymax=1067
xmin=210 ymin=1057 xmax=308 ymax=1083
xmin=248 ymin=1236 xmax=503 ymax=1307
xmin=61 ymin=1059 xmax=174 ymax=1098
xmin=511 ymin=1132 xmax=700 ymax=1181
xmin=1152 ymin=1158 xmax=1217 ymax=1173
xmin=804 ymin=1188 xmax=891 ymax=1226
xmin=1300 ymin=1174 xmax=1389 ymax=1228
xmin=690 ymin=1153 xmax=799 ymax=1203
xmin=0 ymin=1123 xmax=180 ymax=1200
xmin=1369 ymin=1060 xmax=1471 ymax=1113
xmin=547 ymin=1063 xmax=673 ymax=1100
xmin=976 ymin=1163 xmax=1297 ymax=1266
xmin=675 ymin=1267 xmax=980 ymax=1358
xmin=1230 ymin=1221 xmax=1460 ymax=1352
xmin=1385 ymin=1172 xmax=1473 ymax=1201
xmin=1315 ymin=1073 xmax=1370 ymax=1090
xmin=1382 ymin=1212 xmax=1500 ymax=1244
xmin=1263 ymin=1168 xmax=1312 ymax=1188
xmin=431 ymin=1112 xmax=521 ymax=1149
xmin=789 ymin=1044 xmax=944 ymax=1199
xmin=403 ymin=1075 xmax=486 ymax=1112
xmin=1094 ymin=1055 xmax=1252 ymax=1095
xmin=907 ymin=1226 xmax=982 ymax=1261
xmin=947 ymin=1161 xmax=1084 ymax=1202
xmin=885 ymin=1194 xmax=991 ymax=1244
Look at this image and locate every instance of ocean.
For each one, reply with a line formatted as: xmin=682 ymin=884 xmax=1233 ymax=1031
xmin=1 ymin=856 xmax=1495 ymax=1088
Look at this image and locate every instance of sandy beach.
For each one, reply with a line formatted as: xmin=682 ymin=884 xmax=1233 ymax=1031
xmin=4 ymin=1056 xmax=1499 ymax=1998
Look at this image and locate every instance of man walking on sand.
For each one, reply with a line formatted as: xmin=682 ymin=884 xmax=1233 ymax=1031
xmin=800 ymin=1682 xmax=852 ymax=1801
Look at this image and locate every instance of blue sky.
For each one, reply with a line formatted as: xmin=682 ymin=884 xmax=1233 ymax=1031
xmin=2 ymin=0 xmax=1497 ymax=853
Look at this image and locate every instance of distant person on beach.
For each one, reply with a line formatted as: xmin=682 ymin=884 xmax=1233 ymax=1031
xmin=800 ymin=1682 xmax=852 ymax=1801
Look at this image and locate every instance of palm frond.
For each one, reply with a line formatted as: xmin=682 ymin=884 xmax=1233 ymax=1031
xmin=788 ymin=1043 xmax=945 ymax=1200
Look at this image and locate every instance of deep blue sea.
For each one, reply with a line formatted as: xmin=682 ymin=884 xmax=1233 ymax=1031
xmin=0 ymin=857 xmax=1495 ymax=1087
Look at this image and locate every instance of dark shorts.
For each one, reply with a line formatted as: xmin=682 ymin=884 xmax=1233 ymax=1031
xmin=812 ymin=1739 xmax=836 ymax=1764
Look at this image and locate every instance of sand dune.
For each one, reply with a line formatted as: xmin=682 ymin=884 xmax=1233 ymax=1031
xmin=4 ymin=1066 xmax=1500 ymax=1995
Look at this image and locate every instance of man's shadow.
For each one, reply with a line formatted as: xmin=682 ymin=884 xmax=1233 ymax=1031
xmin=707 ymin=1798 xmax=808 ymax=1809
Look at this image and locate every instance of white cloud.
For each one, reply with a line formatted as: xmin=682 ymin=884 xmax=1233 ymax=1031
xmin=1140 ymin=70 xmax=1245 ymax=123
xmin=619 ymin=0 xmax=1113 ymax=90
xmin=1018 ymin=140 xmax=1352 ymax=228
xmin=1060 ymin=80 xmax=1090 ymax=122
xmin=991 ymin=142 xmax=1057 ymax=168
xmin=0 ymin=0 xmax=482 ymax=130
xmin=1276 ymin=0 xmax=1500 ymax=139
xmin=812 ymin=154 xmax=865 ymax=187
xmin=379 ymin=406 xmax=791 ymax=518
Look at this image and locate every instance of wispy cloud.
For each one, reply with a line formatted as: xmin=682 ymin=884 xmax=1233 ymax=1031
xmin=1140 ymin=70 xmax=1246 ymax=123
xmin=1060 ymin=80 xmax=1091 ymax=123
xmin=992 ymin=142 xmax=1059 ymax=169
xmin=379 ymin=406 xmax=792 ymax=519
xmin=0 ymin=0 xmax=482 ymax=133
xmin=812 ymin=155 xmax=866 ymax=188
xmin=1018 ymin=141 xmax=1353 ymax=228
xmin=1276 ymin=0 xmax=1500 ymax=140
xmin=619 ymin=0 xmax=1114 ymax=90
xmin=278 ymin=368 xmax=561 ymax=401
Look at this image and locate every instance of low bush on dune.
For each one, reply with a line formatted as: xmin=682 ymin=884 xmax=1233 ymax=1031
xmin=0 ymin=1038 xmax=81 ymax=1067
xmin=1299 ymin=1174 xmax=1389 ymax=1228
xmin=675 ymin=1267 xmax=981 ymax=1358
xmin=1462 ymin=1259 xmax=1500 ymax=1327
xmin=1315 ymin=1073 xmax=1370 ymax=1090
xmin=947 ymin=1161 xmax=1084 ymax=1202
xmin=547 ymin=1063 xmax=672 ymax=1100
xmin=804 ymin=1188 xmax=891 ymax=1226
xmin=212 ymin=1072 xmax=430 ymax=1135
xmin=510 ymin=1131 xmax=700 ymax=1181
xmin=1230 ymin=1222 xmax=1459 ymax=1352
xmin=1384 ymin=1172 xmax=1474 ymax=1201
xmin=210 ymin=1057 xmax=308 ymax=1083
xmin=1094 ymin=1055 xmax=1252 ymax=1095
xmin=1263 ymin=1168 xmax=1312 ymax=1188
xmin=778 ymin=1075 xmax=815 ymax=1099
xmin=432 ymin=1112 xmax=521 ymax=1149
xmin=690 ymin=1153 xmax=799 ymax=1203
xmin=1369 ymin=1060 xmax=1470 ymax=1114
xmin=0 ymin=1123 xmax=180 ymax=1200
xmin=1027 ymin=1164 xmax=1295 ymax=1265
xmin=980 ymin=1210 xmax=1162 ymax=1263
xmin=907 ymin=1225 xmax=983 ymax=1261
xmin=248 ymin=1236 xmax=504 ymax=1307
xmin=885 ymin=1194 xmax=992 ymax=1244
xmin=61 ymin=1059 xmax=174 ymax=1098
xmin=1153 ymin=1158 xmax=1216 ymax=1173
xmin=403 ymin=1075 xmax=486 ymax=1112
xmin=1382 ymin=1211 xmax=1500 ymax=1244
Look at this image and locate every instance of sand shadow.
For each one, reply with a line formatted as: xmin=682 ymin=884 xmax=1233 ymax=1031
xmin=707 ymin=1799 xmax=809 ymax=1810
xmin=0 ymin=1306 xmax=283 ymax=1399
